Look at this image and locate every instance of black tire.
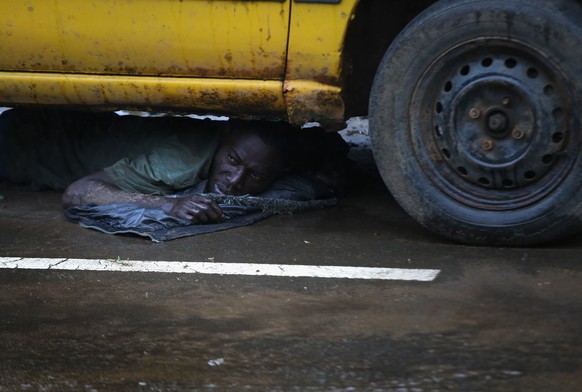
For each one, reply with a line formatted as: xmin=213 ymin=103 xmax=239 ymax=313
xmin=369 ymin=0 xmax=582 ymax=246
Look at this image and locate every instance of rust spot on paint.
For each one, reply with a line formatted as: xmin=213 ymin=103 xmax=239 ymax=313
xmin=124 ymin=66 xmax=138 ymax=75
xmin=194 ymin=88 xmax=280 ymax=114
xmin=284 ymin=83 xmax=345 ymax=127
xmin=286 ymin=59 xmax=339 ymax=86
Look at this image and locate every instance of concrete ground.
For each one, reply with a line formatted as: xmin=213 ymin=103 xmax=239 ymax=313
xmin=1 ymin=135 xmax=581 ymax=391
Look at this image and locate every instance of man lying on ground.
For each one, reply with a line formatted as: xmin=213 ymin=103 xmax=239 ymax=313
xmin=0 ymin=108 xmax=353 ymax=225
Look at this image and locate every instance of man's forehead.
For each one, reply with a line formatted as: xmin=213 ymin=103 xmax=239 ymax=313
xmin=223 ymin=120 xmax=296 ymax=168
xmin=225 ymin=129 xmax=268 ymax=150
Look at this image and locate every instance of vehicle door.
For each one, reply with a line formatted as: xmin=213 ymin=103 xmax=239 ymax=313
xmin=0 ymin=1 xmax=291 ymax=114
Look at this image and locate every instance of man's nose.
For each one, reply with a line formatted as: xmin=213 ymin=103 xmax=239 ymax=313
xmin=226 ymin=168 xmax=245 ymax=192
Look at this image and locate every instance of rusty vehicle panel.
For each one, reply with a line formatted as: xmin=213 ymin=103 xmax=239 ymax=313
xmin=0 ymin=0 xmax=358 ymax=124
xmin=1 ymin=1 xmax=289 ymax=78
xmin=0 ymin=0 xmax=293 ymax=118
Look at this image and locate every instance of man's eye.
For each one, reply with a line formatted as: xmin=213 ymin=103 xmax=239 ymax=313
xmin=227 ymin=153 xmax=237 ymax=164
xmin=250 ymin=172 xmax=262 ymax=181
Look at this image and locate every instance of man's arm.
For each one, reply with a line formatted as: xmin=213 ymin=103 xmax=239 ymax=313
xmin=62 ymin=171 xmax=224 ymax=223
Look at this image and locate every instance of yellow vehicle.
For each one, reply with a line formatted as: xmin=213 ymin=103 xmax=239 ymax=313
xmin=1 ymin=0 xmax=581 ymax=246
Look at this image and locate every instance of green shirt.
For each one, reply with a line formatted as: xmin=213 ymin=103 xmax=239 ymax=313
xmin=104 ymin=128 xmax=220 ymax=195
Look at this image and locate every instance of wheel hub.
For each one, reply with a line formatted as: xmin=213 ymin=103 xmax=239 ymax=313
xmin=431 ymin=48 xmax=569 ymax=191
xmin=485 ymin=110 xmax=509 ymax=137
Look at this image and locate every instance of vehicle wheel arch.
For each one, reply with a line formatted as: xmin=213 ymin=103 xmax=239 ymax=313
xmin=340 ymin=0 xmax=438 ymax=119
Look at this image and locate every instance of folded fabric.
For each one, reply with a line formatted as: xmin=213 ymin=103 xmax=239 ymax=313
xmin=65 ymin=175 xmax=337 ymax=242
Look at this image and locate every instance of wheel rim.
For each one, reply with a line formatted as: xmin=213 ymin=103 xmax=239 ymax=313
xmin=410 ymin=39 xmax=578 ymax=211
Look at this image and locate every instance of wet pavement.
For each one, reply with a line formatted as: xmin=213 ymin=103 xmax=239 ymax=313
xmin=1 ymin=160 xmax=582 ymax=391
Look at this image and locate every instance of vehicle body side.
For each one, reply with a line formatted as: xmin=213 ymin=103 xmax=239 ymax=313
xmin=0 ymin=0 xmax=437 ymax=126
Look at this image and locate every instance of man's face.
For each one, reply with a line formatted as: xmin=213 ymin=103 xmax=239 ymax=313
xmin=206 ymin=130 xmax=284 ymax=196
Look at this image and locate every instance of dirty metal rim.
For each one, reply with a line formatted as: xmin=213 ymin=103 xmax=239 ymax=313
xmin=410 ymin=38 xmax=578 ymax=211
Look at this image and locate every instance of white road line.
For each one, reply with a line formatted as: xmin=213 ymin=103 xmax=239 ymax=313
xmin=0 ymin=257 xmax=440 ymax=281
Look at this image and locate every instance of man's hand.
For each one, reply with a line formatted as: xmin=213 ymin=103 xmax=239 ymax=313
xmin=63 ymin=171 xmax=223 ymax=224
xmin=162 ymin=195 xmax=224 ymax=224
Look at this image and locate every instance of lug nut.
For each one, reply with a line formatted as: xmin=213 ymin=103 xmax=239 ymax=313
xmin=469 ymin=108 xmax=481 ymax=119
xmin=481 ymin=139 xmax=494 ymax=151
xmin=502 ymin=97 xmax=511 ymax=106
xmin=512 ymin=128 xmax=524 ymax=139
